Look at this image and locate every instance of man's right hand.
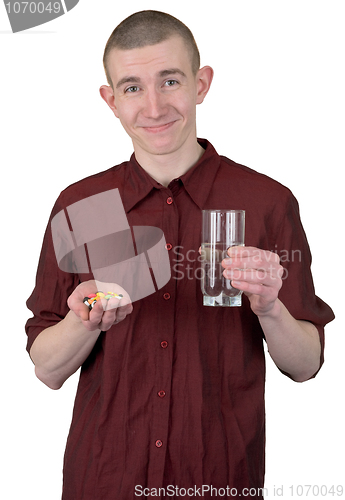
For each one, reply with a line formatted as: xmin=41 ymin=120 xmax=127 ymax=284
xmin=67 ymin=280 xmax=133 ymax=332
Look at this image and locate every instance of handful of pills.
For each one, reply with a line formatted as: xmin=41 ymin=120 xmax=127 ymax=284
xmin=83 ymin=291 xmax=124 ymax=311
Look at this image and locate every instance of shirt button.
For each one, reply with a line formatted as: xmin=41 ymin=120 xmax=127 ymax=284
xmin=165 ymin=243 xmax=173 ymax=251
xmin=160 ymin=341 xmax=168 ymax=349
xmin=155 ymin=440 xmax=163 ymax=448
xmin=163 ymin=293 xmax=171 ymax=300
xmin=158 ymin=390 xmax=166 ymax=398
xmin=166 ymin=197 xmax=173 ymax=205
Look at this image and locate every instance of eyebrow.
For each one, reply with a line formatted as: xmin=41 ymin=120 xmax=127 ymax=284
xmin=116 ymin=68 xmax=187 ymax=89
xmin=158 ymin=68 xmax=187 ymax=79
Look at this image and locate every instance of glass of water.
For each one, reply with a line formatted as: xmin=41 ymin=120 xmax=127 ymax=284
xmin=201 ymin=210 xmax=245 ymax=307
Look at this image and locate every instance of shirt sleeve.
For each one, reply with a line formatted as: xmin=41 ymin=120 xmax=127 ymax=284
xmin=272 ymin=191 xmax=335 ymax=373
xmin=25 ymin=198 xmax=80 ymax=355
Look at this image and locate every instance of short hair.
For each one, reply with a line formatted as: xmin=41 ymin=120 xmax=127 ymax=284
xmin=103 ymin=10 xmax=201 ymax=88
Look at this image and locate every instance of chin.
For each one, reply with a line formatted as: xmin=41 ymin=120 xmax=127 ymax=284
xmin=140 ymin=137 xmax=183 ymax=156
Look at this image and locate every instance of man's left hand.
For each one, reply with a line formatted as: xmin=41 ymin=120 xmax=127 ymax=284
xmin=222 ymin=246 xmax=284 ymax=317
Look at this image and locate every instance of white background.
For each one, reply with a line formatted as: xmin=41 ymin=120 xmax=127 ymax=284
xmin=0 ymin=1 xmax=343 ymax=498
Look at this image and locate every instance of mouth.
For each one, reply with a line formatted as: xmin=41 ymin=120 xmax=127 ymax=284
xmin=140 ymin=121 xmax=177 ymax=134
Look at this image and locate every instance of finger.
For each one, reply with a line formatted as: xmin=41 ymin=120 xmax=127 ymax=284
xmin=227 ymin=246 xmax=280 ymax=263
xmin=69 ymin=297 xmax=93 ymax=323
xmin=81 ymin=300 xmax=106 ymax=331
xmin=108 ymin=295 xmax=133 ymax=323
xmin=79 ymin=304 xmax=91 ymax=322
xmin=98 ymin=304 xmax=133 ymax=330
xmin=98 ymin=296 xmax=133 ymax=330
xmin=67 ymin=280 xmax=98 ymax=318
xmin=103 ymin=296 xmax=122 ymax=311
xmin=223 ymin=253 xmax=281 ymax=271
xmin=114 ymin=302 xmax=133 ymax=323
xmin=224 ymin=267 xmax=283 ymax=288
xmin=231 ymin=279 xmax=279 ymax=301
xmin=99 ymin=309 xmax=117 ymax=331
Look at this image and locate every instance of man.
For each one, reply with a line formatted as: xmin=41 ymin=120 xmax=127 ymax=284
xmin=26 ymin=10 xmax=334 ymax=500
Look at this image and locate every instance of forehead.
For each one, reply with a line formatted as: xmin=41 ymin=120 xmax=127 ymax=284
xmin=107 ymin=36 xmax=193 ymax=83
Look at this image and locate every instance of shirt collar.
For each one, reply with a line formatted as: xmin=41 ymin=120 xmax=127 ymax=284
xmin=123 ymin=139 xmax=221 ymax=212
xmin=179 ymin=139 xmax=221 ymax=209
xmin=122 ymin=153 xmax=159 ymax=213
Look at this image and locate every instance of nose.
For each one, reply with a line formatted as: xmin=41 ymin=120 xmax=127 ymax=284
xmin=142 ymin=88 xmax=167 ymax=120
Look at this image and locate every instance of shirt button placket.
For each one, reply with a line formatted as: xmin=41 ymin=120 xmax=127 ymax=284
xmin=157 ymin=290 xmax=169 ymax=441
xmin=154 ymin=339 xmax=168 ymax=452
xmin=149 ymin=190 xmax=176 ymax=486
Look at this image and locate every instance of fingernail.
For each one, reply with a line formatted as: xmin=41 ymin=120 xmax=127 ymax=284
xmin=231 ymin=280 xmax=241 ymax=287
xmin=228 ymin=246 xmax=240 ymax=255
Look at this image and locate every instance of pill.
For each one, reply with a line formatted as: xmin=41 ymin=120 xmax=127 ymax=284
xmin=83 ymin=291 xmax=124 ymax=311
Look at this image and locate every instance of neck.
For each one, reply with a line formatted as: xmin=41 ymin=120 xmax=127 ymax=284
xmin=133 ymin=139 xmax=205 ymax=187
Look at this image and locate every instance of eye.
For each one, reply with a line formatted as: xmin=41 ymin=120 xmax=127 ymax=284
xmin=124 ymin=85 xmax=140 ymax=93
xmin=164 ymin=79 xmax=178 ymax=87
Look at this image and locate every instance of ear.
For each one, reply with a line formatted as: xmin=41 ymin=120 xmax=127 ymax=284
xmin=99 ymin=85 xmax=119 ymax=118
xmin=195 ymin=66 xmax=214 ymax=105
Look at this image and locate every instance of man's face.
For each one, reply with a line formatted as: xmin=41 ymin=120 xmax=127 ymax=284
xmin=102 ymin=36 xmax=207 ymax=157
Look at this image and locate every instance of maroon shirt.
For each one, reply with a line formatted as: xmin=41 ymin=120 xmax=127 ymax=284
xmin=26 ymin=140 xmax=334 ymax=499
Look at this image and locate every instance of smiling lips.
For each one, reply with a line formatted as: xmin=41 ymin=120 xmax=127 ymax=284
xmin=140 ymin=120 xmax=177 ymax=133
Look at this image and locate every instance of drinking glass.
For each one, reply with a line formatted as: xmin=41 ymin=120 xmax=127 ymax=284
xmin=201 ymin=210 xmax=245 ymax=306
